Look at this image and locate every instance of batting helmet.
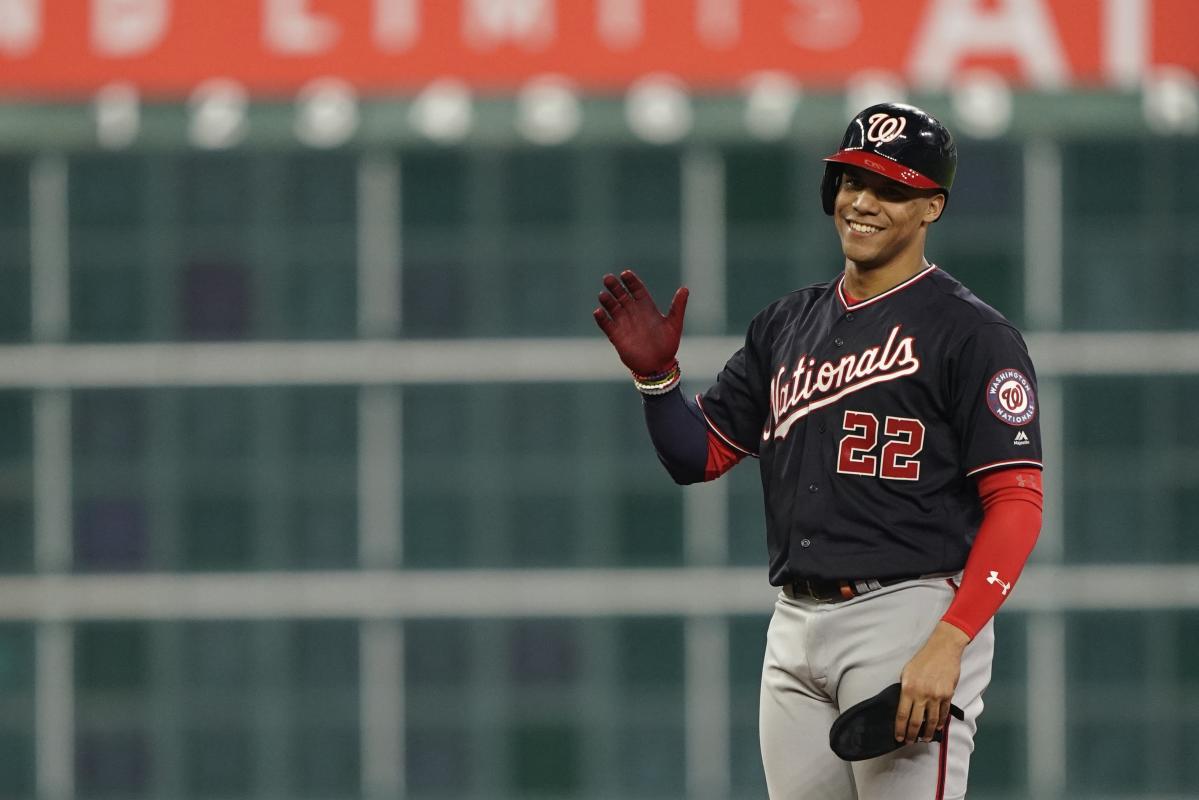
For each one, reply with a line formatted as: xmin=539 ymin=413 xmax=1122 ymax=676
xmin=820 ymin=102 xmax=957 ymax=215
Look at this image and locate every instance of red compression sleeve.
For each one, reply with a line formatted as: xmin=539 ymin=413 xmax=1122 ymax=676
xmin=704 ymin=429 xmax=745 ymax=480
xmin=941 ymin=467 xmax=1043 ymax=639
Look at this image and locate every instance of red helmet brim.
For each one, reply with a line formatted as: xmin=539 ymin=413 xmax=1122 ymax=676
xmin=822 ymin=150 xmax=942 ymax=191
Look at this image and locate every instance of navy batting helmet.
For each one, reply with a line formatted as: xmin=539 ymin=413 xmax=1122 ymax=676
xmin=820 ymin=102 xmax=957 ymax=215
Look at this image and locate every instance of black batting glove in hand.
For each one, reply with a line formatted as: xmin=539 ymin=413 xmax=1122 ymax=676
xmin=593 ymin=270 xmax=689 ymax=376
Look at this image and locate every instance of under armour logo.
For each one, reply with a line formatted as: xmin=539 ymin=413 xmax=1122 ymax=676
xmin=866 ymin=113 xmax=907 ymax=143
xmin=986 ymin=570 xmax=1011 ymax=596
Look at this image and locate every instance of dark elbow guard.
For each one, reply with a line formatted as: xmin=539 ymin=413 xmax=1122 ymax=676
xmin=642 ymin=388 xmax=708 ymax=485
xmin=657 ymin=452 xmax=704 ymax=485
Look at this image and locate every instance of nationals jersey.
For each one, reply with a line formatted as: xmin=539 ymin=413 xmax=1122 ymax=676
xmin=698 ymin=265 xmax=1043 ymax=585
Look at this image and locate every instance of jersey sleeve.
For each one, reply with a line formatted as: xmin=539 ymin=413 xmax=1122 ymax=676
xmin=695 ymin=323 xmax=770 ymax=458
xmin=949 ymin=323 xmax=1043 ymax=477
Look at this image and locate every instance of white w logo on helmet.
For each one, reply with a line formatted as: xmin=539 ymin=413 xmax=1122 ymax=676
xmin=865 ymin=113 xmax=907 ymax=143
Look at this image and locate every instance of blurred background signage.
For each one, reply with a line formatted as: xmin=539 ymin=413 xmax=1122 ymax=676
xmin=0 ymin=0 xmax=1195 ymax=98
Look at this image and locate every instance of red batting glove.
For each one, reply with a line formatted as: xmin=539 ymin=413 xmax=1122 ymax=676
xmin=592 ymin=270 xmax=689 ymax=377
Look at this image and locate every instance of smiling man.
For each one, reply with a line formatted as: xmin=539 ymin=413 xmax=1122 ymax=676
xmin=592 ymin=103 xmax=1044 ymax=799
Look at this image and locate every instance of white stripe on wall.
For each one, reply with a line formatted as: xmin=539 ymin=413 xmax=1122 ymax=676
xmin=681 ymin=147 xmax=727 ymax=334
xmin=357 ymin=151 xmax=406 ymax=798
xmin=1023 ymin=140 xmax=1063 ymax=331
xmin=686 ymin=617 xmax=730 ymax=800
xmin=1027 ymin=612 xmax=1067 ymax=799
xmin=30 ymin=154 xmax=69 ymax=342
xmin=0 ymin=331 xmax=1196 ymax=388
xmin=0 ymin=565 xmax=1195 ymax=621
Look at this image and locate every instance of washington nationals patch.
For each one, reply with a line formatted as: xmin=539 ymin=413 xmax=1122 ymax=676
xmin=986 ymin=368 xmax=1036 ymax=426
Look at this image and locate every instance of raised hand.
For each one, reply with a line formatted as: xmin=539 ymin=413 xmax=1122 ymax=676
xmin=593 ymin=270 xmax=689 ymax=376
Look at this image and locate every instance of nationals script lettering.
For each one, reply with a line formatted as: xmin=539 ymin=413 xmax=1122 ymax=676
xmin=765 ymin=324 xmax=921 ymax=441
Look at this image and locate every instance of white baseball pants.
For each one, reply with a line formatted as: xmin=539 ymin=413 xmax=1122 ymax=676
xmin=759 ymin=576 xmax=995 ymax=800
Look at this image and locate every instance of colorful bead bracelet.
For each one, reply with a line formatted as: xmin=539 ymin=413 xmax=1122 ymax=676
xmin=632 ymin=360 xmax=681 ymax=395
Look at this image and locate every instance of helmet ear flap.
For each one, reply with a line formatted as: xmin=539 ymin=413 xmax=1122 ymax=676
xmin=820 ymin=164 xmax=842 ymax=215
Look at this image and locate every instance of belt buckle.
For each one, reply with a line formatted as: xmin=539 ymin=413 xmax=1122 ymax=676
xmin=798 ymin=578 xmax=857 ymax=602
xmin=798 ymin=578 xmax=834 ymax=602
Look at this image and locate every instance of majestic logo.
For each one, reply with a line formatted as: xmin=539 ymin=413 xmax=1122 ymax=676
xmin=986 ymin=570 xmax=1012 ymax=596
xmin=1013 ymin=431 xmax=1030 ymax=446
xmin=986 ymin=368 xmax=1037 ymax=426
xmin=765 ymin=325 xmax=920 ymax=441
xmin=865 ymin=112 xmax=907 ymax=144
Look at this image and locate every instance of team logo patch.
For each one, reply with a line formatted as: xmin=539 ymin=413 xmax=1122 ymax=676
xmin=866 ymin=113 xmax=907 ymax=143
xmin=986 ymin=368 xmax=1036 ymax=426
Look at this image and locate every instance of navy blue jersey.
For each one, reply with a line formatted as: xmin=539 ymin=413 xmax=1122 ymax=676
xmin=698 ymin=266 xmax=1043 ymax=585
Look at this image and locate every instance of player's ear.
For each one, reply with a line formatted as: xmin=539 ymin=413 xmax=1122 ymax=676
xmin=923 ymin=193 xmax=946 ymax=224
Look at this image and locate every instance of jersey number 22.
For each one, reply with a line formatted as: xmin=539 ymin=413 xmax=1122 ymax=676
xmin=837 ymin=410 xmax=925 ymax=481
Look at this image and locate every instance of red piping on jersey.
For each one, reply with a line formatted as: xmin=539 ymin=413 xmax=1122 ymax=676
xmin=695 ymin=393 xmax=758 ymax=457
xmin=935 ymin=715 xmax=951 ymax=799
xmin=965 ymin=458 xmax=1043 ymax=477
xmin=704 ymin=429 xmax=745 ymax=480
xmin=836 ymin=264 xmax=937 ymax=311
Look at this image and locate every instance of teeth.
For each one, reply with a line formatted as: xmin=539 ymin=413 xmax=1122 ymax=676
xmin=849 ymin=221 xmax=881 ymax=234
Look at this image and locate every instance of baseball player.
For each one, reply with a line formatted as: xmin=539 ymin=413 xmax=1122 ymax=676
xmin=593 ymin=103 xmax=1043 ymax=799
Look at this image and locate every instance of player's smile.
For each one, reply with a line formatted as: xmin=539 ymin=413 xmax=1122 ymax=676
xmin=847 ymin=220 xmax=884 ymax=235
xmin=834 ymin=166 xmax=943 ymax=271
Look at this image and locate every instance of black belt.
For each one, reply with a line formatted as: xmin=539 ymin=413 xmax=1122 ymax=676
xmin=784 ymin=574 xmax=920 ymax=603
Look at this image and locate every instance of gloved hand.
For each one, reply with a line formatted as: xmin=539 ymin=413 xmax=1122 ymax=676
xmin=592 ymin=270 xmax=689 ymax=377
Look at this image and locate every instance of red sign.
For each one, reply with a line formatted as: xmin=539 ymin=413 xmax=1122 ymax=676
xmin=0 ymin=0 xmax=1195 ymax=99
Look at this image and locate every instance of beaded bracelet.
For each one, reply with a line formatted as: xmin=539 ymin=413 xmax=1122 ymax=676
xmin=632 ymin=360 xmax=681 ymax=395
